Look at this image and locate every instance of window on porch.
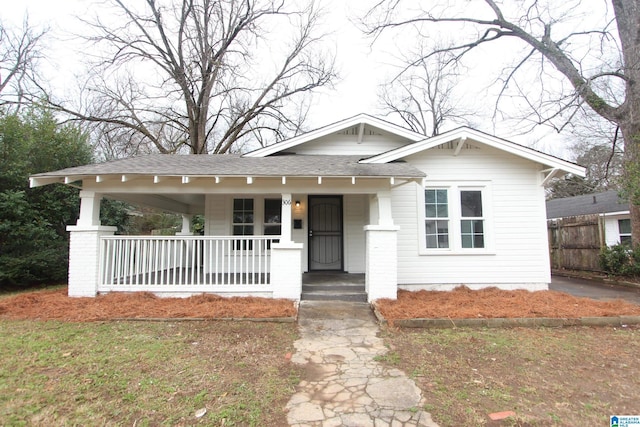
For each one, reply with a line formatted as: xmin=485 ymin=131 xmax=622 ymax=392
xmin=233 ymin=198 xmax=254 ymax=249
xmin=233 ymin=197 xmax=283 ymax=249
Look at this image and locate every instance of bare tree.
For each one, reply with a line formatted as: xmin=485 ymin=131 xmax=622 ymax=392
xmin=0 ymin=18 xmax=47 ymax=110
xmin=47 ymin=0 xmax=336 ymax=155
xmin=378 ymin=46 xmax=472 ymax=136
xmin=363 ymin=0 xmax=640 ymax=243
xmin=547 ymin=129 xmax=624 ymax=199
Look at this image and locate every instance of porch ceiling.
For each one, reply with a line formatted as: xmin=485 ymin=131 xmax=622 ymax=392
xmin=106 ymin=193 xmax=205 ymax=215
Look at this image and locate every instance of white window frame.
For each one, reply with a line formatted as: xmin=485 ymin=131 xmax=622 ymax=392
xmin=618 ymin=218 xmax=632 ymax=245
xmin=231 ymin=196 xmax=284 ymax=241
xmin=232 ymin=198 xmax=254 ymax=237
xmin=424 ymin=188 xmax=451 ymax=249
xmin=460 ymin=189 xmax=485 ymax=249
xmin=417 ymin=182 xmax=494 ymax=255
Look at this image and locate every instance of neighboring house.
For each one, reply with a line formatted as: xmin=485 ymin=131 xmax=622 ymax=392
xmin=30 ymin=114 xmax=584 ymax=301
xmin=546 ymin=190 xmax=630 ymax=272
xmin=546 ymin=190 xmax=631 ymax=246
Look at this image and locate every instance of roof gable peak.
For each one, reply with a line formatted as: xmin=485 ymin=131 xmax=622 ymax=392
xmin=243 ymin=113 xmax=425 ymax=158
xmin=360 ymin=126 xmax=585 ymax=177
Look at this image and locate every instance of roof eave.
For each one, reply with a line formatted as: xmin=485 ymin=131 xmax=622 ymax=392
xmin=361 ymin=127 xmax=586 ymax=177
xmin=30 ymin=172 xmax=425 ymax=187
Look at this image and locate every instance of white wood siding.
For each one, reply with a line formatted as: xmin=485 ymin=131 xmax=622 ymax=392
xmin=604 ymin=213 xmax=630 ymax=246
xmin=344 ymin=194 xmax=367 ymax=273
xmin=204 ymin=194 xmax=368 ymax=273
xmin=395 ymin=145 xmax=551 ymax=289
xmin=288 ymin=133 xmax=414 ymax=156
xmin=205 ymin=194 xmax=229 ymax=235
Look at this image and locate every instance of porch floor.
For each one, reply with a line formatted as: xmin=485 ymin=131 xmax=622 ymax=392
xmin=302 ymin=272 xmax=366 ymax=302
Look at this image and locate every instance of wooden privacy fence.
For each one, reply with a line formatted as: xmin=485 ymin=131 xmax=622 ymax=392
xmin=547 ymin=214 xmax=605 ymax=272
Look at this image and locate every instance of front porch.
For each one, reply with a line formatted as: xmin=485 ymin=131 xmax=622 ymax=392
xmin=29 ymin=154 xmax=423 ymax=302
xmin=66 ymin=191 xmax=400 ymax=302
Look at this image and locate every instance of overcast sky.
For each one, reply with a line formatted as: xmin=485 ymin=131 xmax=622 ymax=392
xmin=4 ymin=0 xmax=588 ymax=158
xmin=3 ymin=0 xmax=387 ymax=122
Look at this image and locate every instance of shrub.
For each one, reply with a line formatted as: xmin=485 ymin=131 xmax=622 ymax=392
xmin=600 ymin=244 xmax=640 ymax=276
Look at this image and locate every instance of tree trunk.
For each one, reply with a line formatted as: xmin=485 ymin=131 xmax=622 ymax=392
xmin=626 ymin=122 xmax=640 ymax=246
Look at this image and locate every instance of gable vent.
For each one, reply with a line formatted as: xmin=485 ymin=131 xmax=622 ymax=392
xmin=435 ymin=141 xmax=478 ymax=150
xmin=338 ymin=125 xmax=382 ymax=136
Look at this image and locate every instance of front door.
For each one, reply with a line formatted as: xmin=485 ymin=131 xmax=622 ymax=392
xmin=308 ymin=196 xmax=343 ymax=271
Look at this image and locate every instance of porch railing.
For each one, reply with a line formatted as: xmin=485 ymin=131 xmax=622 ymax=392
xmin=98 ymin=236 xmax=278 ymax=293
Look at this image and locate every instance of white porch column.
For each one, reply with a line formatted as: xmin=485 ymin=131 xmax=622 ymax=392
xmin=67 ymin=191 xmax=116 ymax=297
xmin=176 ymin=214 xmax=193 ymax=236
xmin=364 ymin=190 xmax=399 ymax=302
xmin=271 ymin=241 xmax=303 ymax=300
xmin=77 ymin=190 xmax=102 ymax=226
xmin=280 ymin=193 xmax=293 ymax=243
xmin=376 ymin=190 xmax=394 ymax=226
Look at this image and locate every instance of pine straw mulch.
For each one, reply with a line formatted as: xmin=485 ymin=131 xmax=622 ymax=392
xmin=0 ymin=287 xmax=296 ymax=322
xmin=376 ymin=286 xmax=640 ymax=322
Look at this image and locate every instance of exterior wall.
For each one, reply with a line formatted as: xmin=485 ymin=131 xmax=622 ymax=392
xmin=288 ymin=133 xmax=413 ymax=156
xmin=395 ymin=145 xmax=550 ymax=291
xmin=204 ymin=193 xmax=369 ymax=274
xmin=344 ymin=194 xmax=367 ymax=273
xmin=604 ymin=213 xmax=630 ymax=246
xmin=205 ymin=194 xmax=229 ymax=235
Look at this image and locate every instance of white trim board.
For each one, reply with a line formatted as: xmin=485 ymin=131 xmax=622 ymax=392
xmin=361 ymin=127 xmax=585 ymax=177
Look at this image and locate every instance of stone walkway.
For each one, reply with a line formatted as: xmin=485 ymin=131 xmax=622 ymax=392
xmin=286 ymin=301 xmax=439 ymax=427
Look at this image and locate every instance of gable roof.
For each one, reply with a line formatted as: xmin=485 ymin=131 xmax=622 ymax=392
xmin=360 ymin=126 xmax=585 ymax=176
xmin=30 ymin=154 xmax=425 ymax=187
xmin=243 ymin=113 xmax=426 ymax=158
xmin=546 ymin=190 xmax=629 ymax=219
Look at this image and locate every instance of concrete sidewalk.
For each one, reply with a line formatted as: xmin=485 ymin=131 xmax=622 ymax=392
xmin=286 ymin=301 xmax=438 ymax=427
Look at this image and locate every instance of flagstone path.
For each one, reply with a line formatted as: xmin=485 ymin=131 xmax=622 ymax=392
xmin=286 ymin=301 xmax=439 ymax=427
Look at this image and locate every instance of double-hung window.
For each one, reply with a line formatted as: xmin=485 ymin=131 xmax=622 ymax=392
xmin=425 ymin=189 xmax=449 ymax=248
xmin=233 ymin=198 xmax=254 ymax=249
xmin=460 ymin=190 xmax=484 ymax=248
xmin=263 ymin=199 xmax=282 ymax=236
xmin=423 ymin=185 xmax=489 ymax=252
xmin=233 ymin=198 xmax=283 ymax=249
xmin=264 ymin=198 xmax=282 ymax=248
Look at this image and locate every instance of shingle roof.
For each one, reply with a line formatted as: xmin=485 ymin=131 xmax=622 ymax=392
xmin=30 ymin=154 xmax=426 ymax=179
xmin=545 ymin=190 xmax=629 ymax=219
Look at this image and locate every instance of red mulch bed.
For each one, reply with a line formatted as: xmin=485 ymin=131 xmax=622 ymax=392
xmin=0 ymin=287 xmax=296 ymax=322
xmin=3 ymin=286 xmax=640 ymax=323
xmin=376 ymin=286 xmax=640 ymax=322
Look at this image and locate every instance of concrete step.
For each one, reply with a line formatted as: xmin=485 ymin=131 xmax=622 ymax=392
xmin=302 ymin=284 xmax=366 ymax=292
xmin=301 ymin=291 xmax=368 ymax=302
xmin=301 ymin=283 xmax=367 ymax=302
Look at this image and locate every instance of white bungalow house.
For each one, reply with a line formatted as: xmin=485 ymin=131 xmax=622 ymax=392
xmin=30 ymin=114 xmax=584 ymax=301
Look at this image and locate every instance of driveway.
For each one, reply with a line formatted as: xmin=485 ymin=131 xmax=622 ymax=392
xmin=550 ymin=275 xmax=640 ymax=305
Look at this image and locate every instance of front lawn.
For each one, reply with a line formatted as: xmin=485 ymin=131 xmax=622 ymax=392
xmin=380 ymin=325 xmax=640 ymax=426
xmin=0 ymin=320 xmax=300 ymax=426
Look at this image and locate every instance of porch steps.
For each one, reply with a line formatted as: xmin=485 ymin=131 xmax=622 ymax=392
xmin=301 ymin=283 xmax=367 ymax=302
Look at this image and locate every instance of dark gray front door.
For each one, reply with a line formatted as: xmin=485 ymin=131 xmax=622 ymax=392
xmin=308 ymin=196 xmax=343 ymax=271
